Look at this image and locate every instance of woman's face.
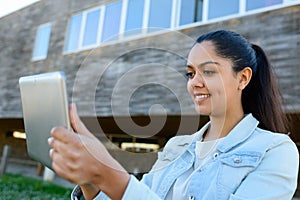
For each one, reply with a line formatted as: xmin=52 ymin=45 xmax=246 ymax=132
xmin=186 ymin=41 xmax=242 ymax=117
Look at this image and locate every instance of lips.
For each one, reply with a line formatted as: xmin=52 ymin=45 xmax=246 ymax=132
xmin=194 ymin=93 xmax=210 ymax=103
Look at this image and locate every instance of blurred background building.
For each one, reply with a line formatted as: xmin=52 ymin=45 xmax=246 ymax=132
xmin=0 ymin=0 xmax=299 ymax=183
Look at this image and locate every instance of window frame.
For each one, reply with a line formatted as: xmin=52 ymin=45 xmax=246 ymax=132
xmin=64 ymin=6 xmax=103 ymax=53
xmin=62 ymin=0 xmax=300 ymax=54
xmin=101 ymin=0 xmax=123 ymax=43
xmin=32 ymin=23 xmax=51 ymax=61
xmin=120 ymin=0 xmax=146 ymax=38
xmin=81 ymin=8 xmax=102 ymax=48
xmin=146 ymin=0 xmax=174 ymax=31
xmin=207 ymin=0 xmax=240 ymax=20
xmin=245 ymin=0 xmax=284 ymax=11
xmin=176 ymin=0 xmax=204 ymax=27
xmin=64 ymin=13 xmax=83 ymax=53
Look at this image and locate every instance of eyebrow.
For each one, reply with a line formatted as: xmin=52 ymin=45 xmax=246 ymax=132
xmin=186 ymin=61 xmax=221 ymax=69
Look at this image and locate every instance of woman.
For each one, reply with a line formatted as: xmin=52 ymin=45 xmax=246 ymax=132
xmin=48 ymin=30 xmax=299 ymax=199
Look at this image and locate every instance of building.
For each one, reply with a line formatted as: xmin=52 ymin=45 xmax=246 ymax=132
xmin=0 ymin=0 xmax=299 ymax=179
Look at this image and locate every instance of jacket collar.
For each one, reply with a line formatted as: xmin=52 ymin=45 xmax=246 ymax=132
xmin=168 ymin=122 xmax=210 ymax=147
xmin=185 ymin=122 xmax=211 ymax=147
xmin=170 ymin=114 xmax=259 ymax=153
xmin=217 ymin=114 xmax=259 ymax=153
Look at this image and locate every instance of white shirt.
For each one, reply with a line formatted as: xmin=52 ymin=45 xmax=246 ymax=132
xmin=166 ymin=138 xmax=223 ymax=200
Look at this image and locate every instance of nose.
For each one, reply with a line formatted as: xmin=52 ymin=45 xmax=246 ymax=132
xmin=189 ymin=73 xmax=205 ymax=88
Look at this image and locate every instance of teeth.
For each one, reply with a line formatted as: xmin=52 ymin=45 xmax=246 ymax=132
xmin=195 ymin=94 xmax=210 ymax=99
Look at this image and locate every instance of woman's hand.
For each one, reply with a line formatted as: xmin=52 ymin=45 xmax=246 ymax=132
xmin=48 ymin=104 xmax=130 ymax=199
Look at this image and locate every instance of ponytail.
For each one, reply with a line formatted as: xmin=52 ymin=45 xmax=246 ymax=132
xmin=242 ymin=44 xmax=288 ymax=133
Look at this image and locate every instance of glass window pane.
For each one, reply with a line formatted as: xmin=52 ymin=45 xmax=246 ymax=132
xmin=65 ymin=14 xmax=82 ymax=52
xmin=246 ymin=0 xmax=283 ymax=11
xmin=196 ymin=0 xmax=203 ymax=22
xmin=125 ymin=0 xmax=145 ymax=36
xmin=101 ymin=1 xmax=122 ymax=42
xmin=82 ymin=9 xmax=101 ymax=47
xmin=32 ymin=24 xmax=51 ymax=60
xmin=179 ymin=0 xmax=203 ymax=26
xmin=148 ymin=0 xmax=173 ymax=31
xmin=208 ymin=0 xmax=239 ymax=19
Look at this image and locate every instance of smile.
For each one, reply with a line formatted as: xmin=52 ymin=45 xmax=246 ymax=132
xmin=195 ymin=94 xmax=210 ymax=100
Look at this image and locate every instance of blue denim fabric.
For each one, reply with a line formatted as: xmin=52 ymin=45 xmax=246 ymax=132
xmin=73 ymin=114 xmax=299 ymax=200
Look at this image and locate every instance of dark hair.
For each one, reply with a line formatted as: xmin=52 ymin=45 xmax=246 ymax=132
xmin=196 ymin=30 xmax=288 ymax=133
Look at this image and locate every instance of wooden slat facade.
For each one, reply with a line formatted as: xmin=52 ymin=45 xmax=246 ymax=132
xmin=0 ymin=1 xmax=299 ymax=118
xmin=0 ymin=0 xmax=299 ymax=175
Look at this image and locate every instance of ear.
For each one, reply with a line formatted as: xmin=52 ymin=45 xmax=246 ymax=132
xmin=238 ymin=67 xmax=252 ymax=90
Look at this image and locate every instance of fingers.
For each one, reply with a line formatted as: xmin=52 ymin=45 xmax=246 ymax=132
xmin=49 ymin=127 xmax=78 ymax=159
xmin=48 ymin=125 xmax=129 ymax=188
xmin=48 ymin=134 xmax=68 ymax=158
xmin=48 ymin=128 xmax=82 ymax=183
xmin=49 ymin=147 xmax=77 ymax=183
xmin=50 ymin=126 xmax=73 ymax=144
xmin=69 ymin=103 xmax=90 ymax=135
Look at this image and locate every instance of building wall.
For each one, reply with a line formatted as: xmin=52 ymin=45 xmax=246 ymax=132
xmin=0 ymin=1 xmax=299 ymax=119
xmin=0 ymin=0 xmax=299 ymax=172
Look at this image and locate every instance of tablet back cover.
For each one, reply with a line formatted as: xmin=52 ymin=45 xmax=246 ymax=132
xmin=19 ymin=71 xmax=70 ymax=169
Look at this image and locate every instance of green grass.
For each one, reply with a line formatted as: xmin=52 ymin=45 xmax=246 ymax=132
xmin=0 ymin=173 xmax=72 ymax=200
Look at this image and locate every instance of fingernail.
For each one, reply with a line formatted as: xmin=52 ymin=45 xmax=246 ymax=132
xmin=48 ymin=137 xmax=53 ymax=145
xmin=49 ymin=148 xmax=54 ymax=157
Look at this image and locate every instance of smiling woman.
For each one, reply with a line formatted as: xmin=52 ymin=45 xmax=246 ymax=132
xmin=185 ymin=41 xmax=250 ymax=126
xmin=48 ymin=30 xmax=299 ymax=200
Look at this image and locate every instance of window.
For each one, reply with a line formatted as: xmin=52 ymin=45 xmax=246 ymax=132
xmin=179 ymin=0 xmax=203 ymax=26
xmin=32 ymin=23 xmax=51 ymax=61
xmin=124 ymin=0 xmax=145 ymax=35
xmin=65 ymin=13 xmax=82 ymax=52
xmin=208 ymin=0 xmax=239 ymax=19
xmin=148 ymin=0 xmax=173 ymax=31
xmin=63 ymin=0 xmax=293 ymax=54
xmin=82 ymin=9 xmax=101 ymax=46
xmin=246 ymin=0 xmax=283 ymax=11
xmin=65 ymin=8 xmax=101 ymax=52
xmin=101 ymin=1 xmax=122 ymax=42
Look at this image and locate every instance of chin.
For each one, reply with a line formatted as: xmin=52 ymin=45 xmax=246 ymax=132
xmin=195 ymin=106 xmax=211 ymax=116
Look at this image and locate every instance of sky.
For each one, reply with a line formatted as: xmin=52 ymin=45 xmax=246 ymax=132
xmin=0 ymin=0 xmax=39 ymax=18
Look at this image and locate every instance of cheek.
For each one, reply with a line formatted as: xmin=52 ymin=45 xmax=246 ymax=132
xmin=205 ymin=80 xmax=220 ymax=95
xmin=187 ymin=81 xmax=193 ymax=96
xmin=206 ymin=76 xmax=227 ymax=94
xmin=214 ymin=79 xmax=239 ymax=105
xmin=206 ymin=81 xmax=227 ymax=108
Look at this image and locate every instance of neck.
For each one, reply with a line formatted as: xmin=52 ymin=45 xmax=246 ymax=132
xmin=203 ymin=109 xmax=244 ymax=141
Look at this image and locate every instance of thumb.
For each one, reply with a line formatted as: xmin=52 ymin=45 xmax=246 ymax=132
xmin=70 ymin=103 xmax=91 ymax=136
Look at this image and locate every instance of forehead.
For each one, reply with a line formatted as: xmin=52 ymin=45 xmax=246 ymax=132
xmin=187 ymin=41 xmax=218 ymax=64
xmin=187 ymin=41 xmax=233 ymax=68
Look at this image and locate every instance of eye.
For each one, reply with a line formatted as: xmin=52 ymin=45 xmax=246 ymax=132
xmin=185 ymin=72 xmax=195 ymax=79
xmin=202 ymin=70 xmax=216 ymax=76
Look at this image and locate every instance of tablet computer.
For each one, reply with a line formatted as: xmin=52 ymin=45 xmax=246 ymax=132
xmin=19 ymin=71 xmax=70 ymax=169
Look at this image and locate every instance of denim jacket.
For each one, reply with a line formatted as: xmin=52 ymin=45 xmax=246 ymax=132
xmin=72 ymin=114 xmax=299 ymax=200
